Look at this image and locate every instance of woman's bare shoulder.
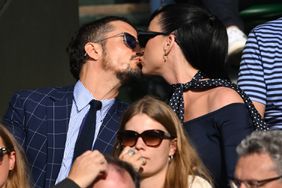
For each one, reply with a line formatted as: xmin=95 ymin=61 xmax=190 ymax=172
xmin=209 ymin=87 xmax=244 ymax=109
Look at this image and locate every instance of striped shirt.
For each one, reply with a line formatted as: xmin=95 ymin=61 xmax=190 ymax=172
xmin=238 ymin=17 xmax=282 ymax=130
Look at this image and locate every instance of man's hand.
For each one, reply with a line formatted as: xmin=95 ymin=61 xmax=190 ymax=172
xmin=68 ymin=150 xmax=107 ymax=188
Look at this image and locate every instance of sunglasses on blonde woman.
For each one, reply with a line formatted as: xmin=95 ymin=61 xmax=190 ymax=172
xmin=0 ymin=147 xmax=9 ymax=162
xmin=118 ymin=129 xmax=175 ymax=147
xmin=94 ymin=32 xmax=138 ymax=50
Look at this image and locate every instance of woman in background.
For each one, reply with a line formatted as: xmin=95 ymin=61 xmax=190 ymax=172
xmin=0 ymin=124 xmax=31 ymax=188
xmin=114 ymin=96 xmax=212 ymax=188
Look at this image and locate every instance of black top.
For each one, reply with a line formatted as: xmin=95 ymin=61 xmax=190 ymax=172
xmin=184 ymin=103 xmax=254 ymax=188
xmin=52 ymin=178 xmax=80 ymax=188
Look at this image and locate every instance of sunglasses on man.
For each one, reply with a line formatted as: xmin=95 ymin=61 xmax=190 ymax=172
xmin=94 ymin=32 xmax=138 ymax=50
xmin=118 ymin=129 xmax=175 ymax=147
xmin=138 ymin=31 xmax=170 ymax=48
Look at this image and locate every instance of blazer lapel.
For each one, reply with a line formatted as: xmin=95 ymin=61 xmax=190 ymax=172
xmin=93 ymin=100 xmax=128 ymax=154
xmin=45 ymin=86 xmax=73 ymax=187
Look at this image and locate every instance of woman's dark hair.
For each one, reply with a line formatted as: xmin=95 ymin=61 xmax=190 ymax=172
xmin=150 ymin=4 xmax=229 ymax=79
xmin=68 ymin=16 xmax=136 ymax=80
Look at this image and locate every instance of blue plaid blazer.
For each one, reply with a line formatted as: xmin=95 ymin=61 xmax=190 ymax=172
xmin=3 ymin=86 xmax=128 ymax=188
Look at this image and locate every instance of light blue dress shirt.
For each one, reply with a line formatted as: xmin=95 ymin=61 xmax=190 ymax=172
xmin=55 ymin=81 xmax=114 ymax=183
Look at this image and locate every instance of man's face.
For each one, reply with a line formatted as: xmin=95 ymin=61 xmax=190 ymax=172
xmin=234 ymin=153 xmax=282 ymax=188
xmin=93 ymin=164 xmax=135 ymax=188
xmin=101 ymin=21 xmax=142 ymax=83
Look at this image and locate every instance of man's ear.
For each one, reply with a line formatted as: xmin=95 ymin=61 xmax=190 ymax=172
xmin=84 ymin=42 xmax=103 ymax=60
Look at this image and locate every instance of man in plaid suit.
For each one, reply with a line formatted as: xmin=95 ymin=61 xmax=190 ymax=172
xmin=3 ymin=16 xmax=141 ymax=188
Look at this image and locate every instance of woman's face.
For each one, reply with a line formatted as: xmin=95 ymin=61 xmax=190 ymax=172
xmin=0 ymin=137 xmax=15 ymax=188
xmin=124 ymin=113 xmax=176 ymax=178
xmin=140 ymin=15 xmax=168 ymax=75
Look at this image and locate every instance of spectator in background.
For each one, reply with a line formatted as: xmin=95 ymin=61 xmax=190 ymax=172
xmin=54 ymin=150 xmax=139 ymax=188
xmin=3 ymin=16 xmax=142 ymax=188
xmin=114 ymin=96 xmax=212 ymax=188
xmin=0 ymin=124 xmax=31 ymax=188
xmin=238 ymin=17 xmax=282 ymax=130
xmin=232 ymin=130 xmax=282 ymax=188
xmin=198 ymin=0 xmax=247 ymax=55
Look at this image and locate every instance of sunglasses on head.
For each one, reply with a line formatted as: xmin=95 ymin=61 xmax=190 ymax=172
xmin=117 ymin=129 xmax=175 ymax=147
xmin=0 ymin=147 xmax=9 ymax=162
xmin=94 ymin=32 xmax=138 ymax=50
xmin=138 ymin=31 xmax=169 ymax=48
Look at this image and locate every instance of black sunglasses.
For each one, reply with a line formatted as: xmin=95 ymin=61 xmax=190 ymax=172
xmin=138 ymin=31 xmax=169 ymax=48
xmin=117 ymin=129 xmax=175 ymax=147
xmin=230 ymin=175 xmax=282 ymax=188
xmin=94 ymin=32 xmax=138 ymax=50
xmin=0 ymin=147 xmax=9 ymax=162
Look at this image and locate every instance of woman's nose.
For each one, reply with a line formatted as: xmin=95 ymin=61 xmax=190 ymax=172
xmin=134 ymin=137 xmax=145 ymax=149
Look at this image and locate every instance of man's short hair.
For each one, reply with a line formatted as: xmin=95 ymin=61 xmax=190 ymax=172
xmin=67 ymin=16 xmax=136 ymax=80
xmin=105 ymin=156 xmax=140 ymax=188
xmin=236 ymin=130 xmax=282 ymax=175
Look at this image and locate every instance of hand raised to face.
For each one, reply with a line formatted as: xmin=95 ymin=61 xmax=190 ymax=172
xmin=68 ymin=150 xmax=107 ymax=188
xmin=119 ymin=146 xmax=146 ymax=173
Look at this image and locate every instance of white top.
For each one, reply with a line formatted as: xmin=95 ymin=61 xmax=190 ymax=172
xmin=188 ymin=176 xmax=212 ymax=188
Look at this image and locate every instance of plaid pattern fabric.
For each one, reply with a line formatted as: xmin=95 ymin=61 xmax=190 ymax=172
xmin=3 ymin=86 xmax=128 ymax=188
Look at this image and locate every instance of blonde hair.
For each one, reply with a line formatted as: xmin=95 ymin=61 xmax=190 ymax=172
xmin=0 ymin=124 xmax=31 ymax=188
xmin=114 ymin=96 xmax=212 ymax=187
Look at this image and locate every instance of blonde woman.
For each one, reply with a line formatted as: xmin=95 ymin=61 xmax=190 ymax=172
xmin=0 ymin=124 xmax=31 ymax=188
xmin=114 ymin=96 xmax=212 ymax=188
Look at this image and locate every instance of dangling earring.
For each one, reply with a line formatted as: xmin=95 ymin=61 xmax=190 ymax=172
xmin=163 ymin=53 xmax=168 ymax=63
xmin=168 ymin=155 xmax=174 ymax=162
xmin=163 ymin=48 xmax=169 ymax=63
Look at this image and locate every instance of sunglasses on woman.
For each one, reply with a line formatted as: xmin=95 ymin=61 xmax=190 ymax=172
xmin=94 ymin=32 xmax=138 ymax=50
xmin=138 ymin=31 xmax=169 ymax=48
xmin=0 ymin=147 xmax=9 ymax=162
xmin=118 ymin=129 xmax=175 ymax=147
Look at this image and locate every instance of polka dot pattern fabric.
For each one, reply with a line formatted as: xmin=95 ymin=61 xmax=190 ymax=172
xmin=169 ymin=71 xmax=269 ymax=131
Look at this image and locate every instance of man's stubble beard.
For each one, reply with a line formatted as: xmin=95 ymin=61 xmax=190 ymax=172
xmin=101 ymin=50 xmax=142 ymax=85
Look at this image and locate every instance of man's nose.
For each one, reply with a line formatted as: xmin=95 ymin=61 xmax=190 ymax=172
xmin=135 ymin=45 xmax=144 ymax=56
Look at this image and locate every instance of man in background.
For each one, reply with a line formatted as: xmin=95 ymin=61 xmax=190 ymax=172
xmin=232 ymin=131 xmax=282 ymax=187
xmin=238 ymin=17 xmax=282 ymax=130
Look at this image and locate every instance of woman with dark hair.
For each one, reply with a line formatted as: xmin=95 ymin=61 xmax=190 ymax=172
xmin=137 ymin=3 xmax=267 ymax=188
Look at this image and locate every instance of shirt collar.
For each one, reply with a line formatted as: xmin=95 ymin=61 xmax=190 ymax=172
xmin=73 ymin=81 xmax=115 ymax=112
xmin=73 ymin=81 xmax=94 ymax=111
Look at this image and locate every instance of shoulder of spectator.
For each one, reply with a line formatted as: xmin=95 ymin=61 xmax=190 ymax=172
xmin=51 ymin=178 xmax=81 ymax=188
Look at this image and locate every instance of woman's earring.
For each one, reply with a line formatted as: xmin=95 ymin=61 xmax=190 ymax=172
xmin=163 ymin=53 xmax=168 ymax=63
xmin=168 ymin=155 xmax=174 ymax=162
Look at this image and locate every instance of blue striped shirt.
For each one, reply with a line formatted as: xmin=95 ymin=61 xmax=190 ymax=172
xmin=238 ymin=17 xmax=282 ymax=130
